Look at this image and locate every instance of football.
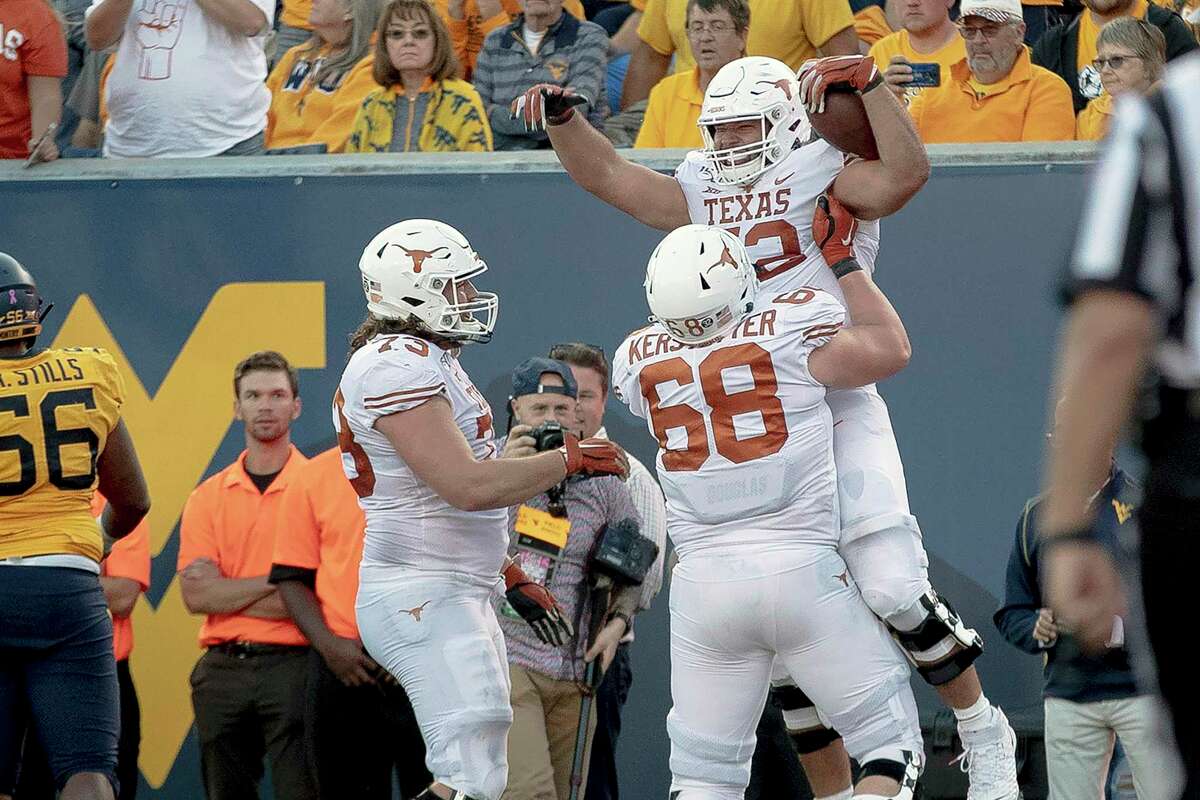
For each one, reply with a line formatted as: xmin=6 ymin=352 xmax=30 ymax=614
xmin=809 ymin=88 xmax=879 ymax=160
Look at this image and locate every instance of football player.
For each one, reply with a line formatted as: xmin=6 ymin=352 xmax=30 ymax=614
xmin=516 ymin=54 xmax=1018 ymax=795
xmin=613 ymin=217 xmax=922 ymax=800
xmin=0 ymin=253 xmax=150 ymax=800
xmin=337 ymin=220 xmax=628 ymax=800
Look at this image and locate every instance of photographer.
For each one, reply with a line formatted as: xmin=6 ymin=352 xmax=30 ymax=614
xmin=499 ymin=358 xmax=646 ymax=800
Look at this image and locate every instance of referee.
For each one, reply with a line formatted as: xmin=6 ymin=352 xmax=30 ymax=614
xmin=1042 ymin=52 xmax=1199 ymax=797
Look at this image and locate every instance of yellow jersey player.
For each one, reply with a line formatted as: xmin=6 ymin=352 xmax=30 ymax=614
xmin=0 ymin=252 xmax=150 ymax=800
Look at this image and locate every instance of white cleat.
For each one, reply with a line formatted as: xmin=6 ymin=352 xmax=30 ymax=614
xmin=952 ymin=708 xmax=1020 ymax=800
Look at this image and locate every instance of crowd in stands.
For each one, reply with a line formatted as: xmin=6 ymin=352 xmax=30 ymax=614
xmin=2 ymin=0 xmax=1198 ymax=161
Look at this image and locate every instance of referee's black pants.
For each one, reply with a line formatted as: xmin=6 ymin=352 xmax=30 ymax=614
xmin=1139 ymin=492 xmax=1200 ymax=798
xmin=304 ymin=648 xmax=431 ymax=799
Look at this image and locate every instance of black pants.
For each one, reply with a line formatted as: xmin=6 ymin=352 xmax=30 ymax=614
xmin=1139 ymin=493 xmax=1200 ymax=798
xmin=747 ymin=695 xmax=811 ymax=800
xmin=304 ymin=649 xmax=431 ymax=799
xmin=189 ymin=646 xmax=314 ymax=800
xmin=12 ymin=659 xmax=141 ymax=800
xmin=584 ymin=644 xmax=633 ymax=800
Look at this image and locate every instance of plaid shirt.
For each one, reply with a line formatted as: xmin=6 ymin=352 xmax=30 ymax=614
xmin=499 ymin=472 xmax=639 ymax=683
xmin=473 ymin=12 xmax=609 ymax=150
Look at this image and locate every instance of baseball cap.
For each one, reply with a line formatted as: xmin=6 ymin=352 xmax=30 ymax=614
xmin=959 ymin=0 xmax=1022 ymax=23
xmin=510 ymin=357 xmax=578 ymax=400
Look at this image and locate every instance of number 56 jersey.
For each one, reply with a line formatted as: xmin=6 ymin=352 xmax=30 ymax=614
xmin=613 ymin=289 xmax=846 ymax=560
xmin=334 ymin=334 xmax=508 ymax=581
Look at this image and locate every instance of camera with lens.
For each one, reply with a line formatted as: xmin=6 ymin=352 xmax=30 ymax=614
xmin=529 ymin=421 xmax=566 ymax=452
xmin=591 ymin=519 xmax=660 ymax=586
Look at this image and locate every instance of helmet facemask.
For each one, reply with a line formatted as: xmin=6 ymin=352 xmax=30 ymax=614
xmin=700 ymin=104 xmax=789 ymax=187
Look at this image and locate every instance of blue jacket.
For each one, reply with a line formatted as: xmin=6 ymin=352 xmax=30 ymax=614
xmin=992 ymin=467 xmax=1142 ymax=703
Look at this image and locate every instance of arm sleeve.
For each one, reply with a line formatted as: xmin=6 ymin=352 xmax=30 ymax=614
xmin=611 ymin=336 xmax=649 ymax=421
xmin=178 ymin=485 xmax=219 ymax=572
xmin=792 ymin=291 xmax=848 ymax=353
xmin=635 ymin=0 xmax=673 ymax=56
xmin=355 ymin=348 xmax=448 ymax=425
xmin=20 ymin=6 xmax=69 ymax=77
xmin=633 ymin=83 xmax=665 ymax=148
xmin=801 ymin=0 xmax=855 ymax=51
xmin=1021 ymin=72 xmax=1076 ymax=142
xmin=992 ymin=508 xmax=1045 ymax=655
xmin=564 ymin=25 xmax=608 ymax=116
xmin=1063 ymin=93 xmax=1178 ymax=310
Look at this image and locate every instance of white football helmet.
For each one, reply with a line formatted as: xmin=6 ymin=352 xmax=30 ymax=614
xmin=358 ymin=219 xmax=498 ymax=344
xmin=645 ymin=225 xmax=757 ymax=344
xmin=697 ymin=56 xmax=810 ymax=186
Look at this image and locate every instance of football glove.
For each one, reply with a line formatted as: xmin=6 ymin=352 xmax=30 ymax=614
xmin=559 ymin=432 xmax=629 ymax=480
xmin=813 ymin=191 xmax=863 ymax=278
xmin=510 ymin=84 xmax=589 ymax=131
xmin=503 ymin=559 xmax=574 ymax=646
xmin=797 ymin=55 xmax=883 ymax=113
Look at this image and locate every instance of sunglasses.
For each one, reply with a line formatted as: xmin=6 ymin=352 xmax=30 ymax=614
xmin=1092 ymin=55 xmax=1141 ymax=71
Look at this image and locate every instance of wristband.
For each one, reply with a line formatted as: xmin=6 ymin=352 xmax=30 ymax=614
xmin=547 ymin=107 xmax=576 ymax=126
xmin=861 ymin=73 xmax=885 ymax=95
xmin=1042 ymin=526 xmax=1101 ymax=549
xmin=831 ymin=258 xmax=863 ymax=279
xmin=607 ymin=611 xmax=632 ymax=635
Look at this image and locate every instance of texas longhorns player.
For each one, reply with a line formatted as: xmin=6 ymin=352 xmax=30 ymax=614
xmin=516 ymin=55 xmax=1018 ymax=796
xmin=613 ymin=220 xmax=922 ymax=800
xmin=336 ymin=220 xmax=628 ymax=800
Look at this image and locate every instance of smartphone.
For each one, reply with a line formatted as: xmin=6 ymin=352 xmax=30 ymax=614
xmin=908 ymin=63 xmax=941 ymax=88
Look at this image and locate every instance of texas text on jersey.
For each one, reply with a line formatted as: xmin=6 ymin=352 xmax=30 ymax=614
xmin=613 ymin=288 xmax=846 ymax=560
xmin=0 ymin=346 xmax=126 ymax=562
xmin=676 ymin=140 xmax=882 ymax=302
xmin=334 ymin=332 xmax=507 ymax=581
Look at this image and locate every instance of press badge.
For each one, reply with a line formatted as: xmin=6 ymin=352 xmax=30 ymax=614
xmin=500 ymin=505 xmax=570 ymax=622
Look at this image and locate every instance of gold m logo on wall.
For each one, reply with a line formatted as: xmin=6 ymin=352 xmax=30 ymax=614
xmin=50 ymin=282 xmax=327 ymax=789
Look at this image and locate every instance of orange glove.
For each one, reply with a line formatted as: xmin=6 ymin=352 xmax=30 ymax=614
xmin=797 ymin=55 xmax=883 ymax=113
xmin=813 ymin=191 xmax=863 ymax=278
xmin=510 ymin=84 xmax=589 ymax=132
xmin=503 ymin=559 xmax=574 ymax=646
xmin=558 ymin=432 xmax=629 ymax=480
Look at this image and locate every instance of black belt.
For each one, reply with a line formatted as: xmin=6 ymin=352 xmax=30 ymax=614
xmin=209 ymin=642 xmax=309 ymax=658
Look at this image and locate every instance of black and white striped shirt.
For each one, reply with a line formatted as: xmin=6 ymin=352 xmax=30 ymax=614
xmin=1067 ymin=52 xmax=1200 ymax=390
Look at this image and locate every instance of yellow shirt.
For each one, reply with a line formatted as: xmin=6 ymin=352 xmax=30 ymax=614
xmin=868 ymin=29 xmax=966 ymax=103
xmin=906 ymin=50 xmax=1076 ymax=143
xmin=635 ymin=67 xmax=704 ymax=148
xmin=436 ymin=0 xmax=586 ymax=78
xmin=280 ymin=0 xmax=313 ymax=32
xmin=1075 ymin=91 xmax=1113 ymax=140
xmin=1076 ymin=0 xmax=1149 ymax=99
xmin=637 ymin=0 xmax=853 ymax=73
xmin=266 ymin=44 xmax=378 ymax=152
xmin=0 ymin=347 xmax=125 ymax=563
xmin=853 ymin=5 xmax=892 ymax=47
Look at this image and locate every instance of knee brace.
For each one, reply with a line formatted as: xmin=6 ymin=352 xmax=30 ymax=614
xmin=770 ymin=683 xmax=842 ymax=753
xmin=856 ymin=749 xmax=922 ymax=800
xmin=666 ymin=711 xmax=755 ymax=796
xmin=888 ymin=590 xmax=983 ymax=686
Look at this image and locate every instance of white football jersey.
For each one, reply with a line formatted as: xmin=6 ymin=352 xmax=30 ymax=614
xmin=335 ymin=333 xmax=508 ymax=580
xmin=675 ymin=140 xmax=881 ymax=304
xmin=613 ymin=289 xmax=846 ymax=559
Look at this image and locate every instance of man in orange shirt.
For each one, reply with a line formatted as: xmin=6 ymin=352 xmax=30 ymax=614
xmin=177 ymin=351 xmax=314 ymax=800
xmin=269 ymin=447 xmax=431 ymax=799
xmin=906 ymin=0 xmax=1075 ymax=142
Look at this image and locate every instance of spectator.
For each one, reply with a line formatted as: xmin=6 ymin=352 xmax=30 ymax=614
xmin=177 ymin=351 xmax=315 ymax=800
xmin=1076 ymin=17 xmax=1165 ymax=139
xmin=433 ymin=0 xmax=586 ymax=78
xmin=1031 ymin=0 xmax=1197 ymax=113
xmin=0 ymin=0 xmax=66 ymax=163
xmin=265 ymin=0 xmax=382 ymax=152
xmin=547 ymin=343 xmax=668 ymax=800
xmin=633 ymin=0 xmax=747 ymax=148
xmin=345 ymin=0 xmax=492 ymax=152
xmin=1021 ymin=0 xmax=1063 ymax=45
xmin=906 ymin=0 xmax=1075 ymax=142
xmin=619 ymin=0 xmax=856 ymax=110
xmin=474 ymin=0 xmax=608 ymax=149
xmin=854 ymin=0 xmax=896 ymax=47
xmin=499 ymin=358 xmax=642 ymax=800
xmin=869 ymin=0 xmax=966 ymax=105
xmin=269 ymin=447 xmax=431 ymax=799
xmin=994 ymin=422 xmax=1182 ymax=800
xmin=276 ymin=0 xmax=316 ymax=62
xmin=11 ymin=498 xmax=151 ymax=800
xmin=84 ymin=0 xmax=274 ymax=157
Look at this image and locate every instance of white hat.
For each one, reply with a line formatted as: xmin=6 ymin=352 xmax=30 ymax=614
xmin=959 ymin=0 xmax=1022 ymax=23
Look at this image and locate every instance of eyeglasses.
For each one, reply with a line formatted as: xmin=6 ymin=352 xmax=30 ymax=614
xmin=955 ymin=22 xmax=1010 ymax=40
xmin=686 ymin=20 xmax=734 ymax=34
xmin=1093 ymin=54 xmax=1141 ymax=71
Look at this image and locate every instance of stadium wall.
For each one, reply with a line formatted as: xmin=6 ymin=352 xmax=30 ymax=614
xmin=0 ymin=144 xmax=1098 ymax=798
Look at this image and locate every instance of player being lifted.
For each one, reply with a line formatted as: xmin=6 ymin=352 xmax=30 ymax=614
xmin=516 ymin=54 xmax=1018 ymax=796
xmin=336 ymin=220 xmax=629 ymax=800
xmin=613 ymin=218 xmax=923 ymax=800
xmin=0 ymin=253 xmax=150 ymax=800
